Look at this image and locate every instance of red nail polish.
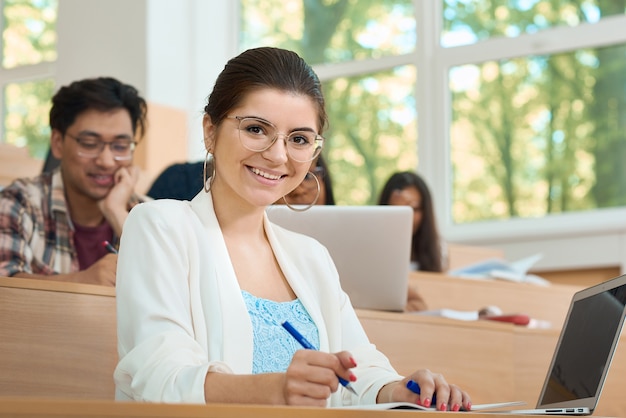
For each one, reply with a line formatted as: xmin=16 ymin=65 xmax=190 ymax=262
xmin=452 ymin=404 xmax=460 ymax=412
xmin=349 ymin=357 xmax=357 ymax=367
xmin=467 ymin=402 xmax=472 ymax=411
xmin=349 ymin=373 xmax=357 ymax=382
xmin=439 ymin=403 xmax=447 ymax=411
xmin=423 ymin=398 xmax=431 ymax=408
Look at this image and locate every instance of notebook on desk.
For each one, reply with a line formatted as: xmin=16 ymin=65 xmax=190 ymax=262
xmin=266 ymin=205 xmax=412 ymax=312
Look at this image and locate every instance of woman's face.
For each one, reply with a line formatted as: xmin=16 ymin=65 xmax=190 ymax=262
xmin=388 ymin=186 xmax=423 ymax=234
xmin=203 ymin=88 xmax=320 ymax=210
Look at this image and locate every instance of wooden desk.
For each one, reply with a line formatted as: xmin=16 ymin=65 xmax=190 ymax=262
xmin=357 ymin=309 xmax=626 ymax=418
xmin=0 ymin=277 xmax=116 ymax=399
xmin=357 ymin=309 xmax=518 ymax=405
xmin=411 ymin=271 xmax=583 ymax=329
xmin=0 ymin=397 xmax=553 ymax=417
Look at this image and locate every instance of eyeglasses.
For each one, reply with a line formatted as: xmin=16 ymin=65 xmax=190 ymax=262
xmin=229 ymin=116 xmax=324 ymax=163
xmin=66 ymin=133 xmax=137 ymax=161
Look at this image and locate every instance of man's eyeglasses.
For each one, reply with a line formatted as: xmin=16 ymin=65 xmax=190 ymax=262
xmin=229 ymin=116 xmax=324 ymax=163
xmin=66 ymin=133 xmax=136 ymax=161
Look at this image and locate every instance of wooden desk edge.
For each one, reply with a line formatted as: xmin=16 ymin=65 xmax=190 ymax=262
xmin=0 ymin=276 xmax=115 ymax=297
xmin=0 ymin=397 xmax=546 ymax=418
xmin=356 ymin=308 xmax=516 ymax=332
xmin=409 ymin=271 xmax=585 ymax=292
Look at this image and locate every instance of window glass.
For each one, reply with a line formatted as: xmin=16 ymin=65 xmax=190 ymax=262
xmin=450 ymin=43 xmax=626 ymax=223
xmin=323 ymin=66 xmax=417 ymax=205
xmin=442 ymin=1 xmax=626 ymax=47
xmin=239 ymin=0 xmax=415 ymax=65
xmin=2 ymin=0 xmax=57 ymax=68
xmin=4 ymin=79 xmax=54 ymax=159
xmin=239 ymin=0 xmax=417 ymax=205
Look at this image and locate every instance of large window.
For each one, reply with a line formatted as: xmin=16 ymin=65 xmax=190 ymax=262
xmin=238 ymin=1 xmax=626 ymax=237
xmin=1 ymin=0 xmax=57 ymax=159
xmin=240 ymin=0 xmax=417 ymax=205
xmin=445 ymin=1 xmax=626 ymax=227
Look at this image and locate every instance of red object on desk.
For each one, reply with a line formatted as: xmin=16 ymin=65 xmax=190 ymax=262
xmin=482 ymin=313 xmax=531 ymax=326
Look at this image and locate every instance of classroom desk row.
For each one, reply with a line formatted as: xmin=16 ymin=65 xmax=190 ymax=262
xmin=410 ymin=271 xmax=585 ymax=329
xmin=1 ymin=275 xmax=624 ymax=417
xmin=357 ymin=309 xmax=626 ymax=418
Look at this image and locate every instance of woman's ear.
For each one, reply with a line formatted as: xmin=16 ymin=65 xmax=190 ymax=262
xmin=203 ymin=114 xmax=216 ymax=152
xmin=50 ymin=130 xmax=64 ymax=159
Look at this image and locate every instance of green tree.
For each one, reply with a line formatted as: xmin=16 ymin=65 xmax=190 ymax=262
xmin=2 ymin=0 xmax=57 ymax=158
xmin=588 ymin=1 xmax=626 ymax=207
xmin=240 ymin=0 xmax=416 ymax=205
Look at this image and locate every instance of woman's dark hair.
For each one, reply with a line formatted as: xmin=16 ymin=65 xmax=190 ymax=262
xmin=316 ymin=154 xmax=335 ymax=205
xmin=378 ymin=171 xmax=442 ymax=272
xmin=49 ymin=77 xmax=148 ymax=140
xmin=204 ymin=47 xmax=328 ymax=134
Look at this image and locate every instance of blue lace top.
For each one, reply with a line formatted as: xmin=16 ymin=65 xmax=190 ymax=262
xmin=242 ymin=290 xmax=320 ymax=374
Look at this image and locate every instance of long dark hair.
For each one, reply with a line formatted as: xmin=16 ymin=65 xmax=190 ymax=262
xmin=378 ymin=171 xmax=442 ymax=272
xmin=316 ymin=154 xmax=335 ymax=205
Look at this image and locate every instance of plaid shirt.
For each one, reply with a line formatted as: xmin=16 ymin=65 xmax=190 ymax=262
xmin=0 ymin=169 xmax=143 ymax=277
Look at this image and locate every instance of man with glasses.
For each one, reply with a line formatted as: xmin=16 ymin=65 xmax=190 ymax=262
xmin=0 ymin=77 xmax=148 ymax=286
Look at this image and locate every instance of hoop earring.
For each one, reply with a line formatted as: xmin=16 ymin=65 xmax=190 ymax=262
xmin=203 ymin=151 xmax=215 ymax=193
xmin=282 ymin=173 xmax=320 ymax=212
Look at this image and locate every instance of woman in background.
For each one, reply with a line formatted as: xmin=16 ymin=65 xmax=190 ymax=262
xmin=276 ymin=153 xmax=335 ymax=207
xmin=379 ymin=171 xmax=443 ymax=272
xmin=379 ymin=171 xmax=444 ymax=312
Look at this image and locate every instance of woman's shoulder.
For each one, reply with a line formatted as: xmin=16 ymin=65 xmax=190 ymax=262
xmin=128 ymin=198 xmax=196 ymax=227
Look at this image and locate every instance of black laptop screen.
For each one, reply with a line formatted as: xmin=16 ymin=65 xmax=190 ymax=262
xmin=540 ymin=284 xmax=626 ymax=406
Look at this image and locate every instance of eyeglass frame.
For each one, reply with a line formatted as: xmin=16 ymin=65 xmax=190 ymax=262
xmin=65 ymin=133 xmax=137 ymax=161
xmin=228 ymin=115 xmax=324 ymax=163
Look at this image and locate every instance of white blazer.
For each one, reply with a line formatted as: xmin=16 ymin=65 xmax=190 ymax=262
xmin=114 ymin=191 xmax=402 ymax=406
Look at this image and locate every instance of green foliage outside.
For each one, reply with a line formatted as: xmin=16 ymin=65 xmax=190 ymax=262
xmin=241 ymin=0 xmax=417 ymax=205
xmin=447 ymin=0 xmax=626 ymax=222
xmin=2 ymin=0 xmax=57 ymax=159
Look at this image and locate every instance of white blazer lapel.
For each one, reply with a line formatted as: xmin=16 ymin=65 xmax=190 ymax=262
xmin=264 ymin=214 xmax=330 ymax=352
xmin=190 ymin=192 xmax=254 ymax=373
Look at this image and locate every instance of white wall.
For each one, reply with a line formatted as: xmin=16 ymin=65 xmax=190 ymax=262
xmin=56 ymin=0 xmax=237 ymax=160
xmin=56 ymin=0 xmax=148 ymax=92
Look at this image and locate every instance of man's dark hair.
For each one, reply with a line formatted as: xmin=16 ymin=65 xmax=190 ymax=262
xmin=49 ymin=77 xmax=148 ymax=140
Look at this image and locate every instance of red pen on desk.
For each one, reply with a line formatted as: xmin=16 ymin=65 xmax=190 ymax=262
xmin=102 ymin=240 xmax=118 ymax=254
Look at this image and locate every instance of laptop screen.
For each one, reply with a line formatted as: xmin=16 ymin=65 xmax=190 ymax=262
xmin=538 ymin=280 xmax=626 ymax=408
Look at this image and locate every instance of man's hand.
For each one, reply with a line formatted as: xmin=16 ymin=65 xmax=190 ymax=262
xmin=76 ymin=253 xmax=117 ymax=286
xmin=13 ymin=253 xmax=117 ymax=286
xmin=97 ymin=165 xmax=140 ymax=236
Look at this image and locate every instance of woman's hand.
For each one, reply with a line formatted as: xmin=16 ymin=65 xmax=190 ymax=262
xmin=282 ymin=350 xmax=357 ymax=407
xmin=377 ymin=369 xmax=471 ymax=412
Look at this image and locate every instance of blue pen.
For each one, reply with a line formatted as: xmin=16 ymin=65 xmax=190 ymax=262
xmin=281 ymin=321 xmax=358 ymax=396
xmin=406 ymin=379 xmax=437 ymax=406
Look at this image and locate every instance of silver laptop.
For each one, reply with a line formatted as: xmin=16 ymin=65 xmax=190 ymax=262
xmin=266 ymin=205 xmax=412 ymax=312
xmin=505 ymin=273 xmax=626 ymax=415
